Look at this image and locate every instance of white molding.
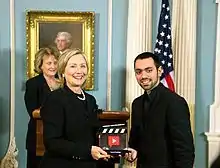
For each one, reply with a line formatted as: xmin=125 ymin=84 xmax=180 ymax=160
xmin=106 ymin=0 xmax=112 ymax=111
xmin=10 ymin=0 xmax=15 ymax=141
xmin=205 ymin=132 xmax=220 ymax=167
xmin=205 ymin=132 xmax=220 ymax=141
xmin=0 ymin=0 xmax=18 ymax=167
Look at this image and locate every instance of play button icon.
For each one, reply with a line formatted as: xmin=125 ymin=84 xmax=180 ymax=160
xmin=108 ymin=136 xmax=120 ymax=147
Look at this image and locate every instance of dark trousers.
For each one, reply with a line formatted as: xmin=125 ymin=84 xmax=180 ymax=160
xmin=211 ymin=154 xmax=220 ymax=168
xmin=27 ymin=151 xmax=42 ymax=168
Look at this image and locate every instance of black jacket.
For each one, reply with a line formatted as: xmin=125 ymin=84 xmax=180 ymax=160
xmin=24 ymin=74 xmax=51 ymax=151
xmin=129 ymin=83 xmax=195 ymax=168
xmin=39 ymin=85 xmax=100 ymax=168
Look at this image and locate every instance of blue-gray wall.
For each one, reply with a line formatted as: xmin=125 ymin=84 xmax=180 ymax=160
xmin=0 ymin=0 xmax=218 ymax=168
xmin=195 ymin=0 xmax=217 ymax=168
xmin=0 ymin=0 xmax=10 ymax=160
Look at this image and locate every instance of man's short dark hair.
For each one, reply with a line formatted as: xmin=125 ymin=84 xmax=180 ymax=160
xmin=134 ymin=52 xmax=161 ymax=69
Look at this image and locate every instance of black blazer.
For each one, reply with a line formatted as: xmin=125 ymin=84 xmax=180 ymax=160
xmin=129 ymin=83 xmax=195 ymax=168
xmin=40 ymin=85 xmax=100 ymax=168
xmin=24 ymin=74 xmax=51 ymax=151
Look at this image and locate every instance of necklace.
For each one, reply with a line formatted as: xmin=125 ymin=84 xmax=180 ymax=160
xmin=77 ymin=90 xmax=86 ymax=100
xmin=46 ymin=79 xmax=60 ymax=91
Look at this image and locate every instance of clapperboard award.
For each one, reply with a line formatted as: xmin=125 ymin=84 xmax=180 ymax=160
xmin=98 ymin=123 xmax=129 ymax=156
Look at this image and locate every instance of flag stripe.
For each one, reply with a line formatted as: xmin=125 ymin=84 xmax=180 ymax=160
xmin=165 ymin=73 xmax=175 ymax=91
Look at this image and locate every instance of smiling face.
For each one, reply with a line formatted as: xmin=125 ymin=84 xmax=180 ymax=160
xmin=40 ymin=55 xmax=58 ymax=77
xmin=134 ymin=57 xmax=162 ymax=91
xmin=64 ymin=54 xmax=88 ymax=88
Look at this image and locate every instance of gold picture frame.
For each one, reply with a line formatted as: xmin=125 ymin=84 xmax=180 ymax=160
xmin=26 ymin=10 xmax=95 ymax=90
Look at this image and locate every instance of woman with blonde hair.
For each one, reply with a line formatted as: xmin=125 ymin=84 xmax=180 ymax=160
xmin=24 ymin=46 xmax=60 ymax=168
xmin=40 ymin=48 xmax=109 ymax=168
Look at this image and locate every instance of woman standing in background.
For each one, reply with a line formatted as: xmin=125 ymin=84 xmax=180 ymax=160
xmin=24 ymin=47 xmax=60 ymax=168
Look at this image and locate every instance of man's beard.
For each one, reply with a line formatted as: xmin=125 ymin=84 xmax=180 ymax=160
xmin=140 ymin=77 xmax=159 ymax=91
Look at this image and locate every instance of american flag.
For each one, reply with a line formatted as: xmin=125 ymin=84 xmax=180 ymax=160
xmin=154 ymin=0 xmax=175 ymax=92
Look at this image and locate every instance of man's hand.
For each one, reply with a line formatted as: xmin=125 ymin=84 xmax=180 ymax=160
xmin=124 ymin=148 xmax=137 ymax=162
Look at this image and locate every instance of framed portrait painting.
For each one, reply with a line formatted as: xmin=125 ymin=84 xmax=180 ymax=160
xmin=26 ymin=11 xmax=95 ymax=90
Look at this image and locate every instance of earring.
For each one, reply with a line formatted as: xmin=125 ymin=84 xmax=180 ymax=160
xmin=62 ymin=74 xmax=65 ymax=78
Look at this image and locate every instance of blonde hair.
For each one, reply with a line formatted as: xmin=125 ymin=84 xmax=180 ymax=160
xmin=58 ymin=48 xmax=88 ymax=87
xmin=34 ymin=47 xmax=59 ymax=74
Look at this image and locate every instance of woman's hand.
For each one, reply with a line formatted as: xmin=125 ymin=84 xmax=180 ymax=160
xmin=91 ymin=146 xmax=110 ymax=161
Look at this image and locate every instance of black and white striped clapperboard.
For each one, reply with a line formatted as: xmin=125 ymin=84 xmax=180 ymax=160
xmin=98 ymin=124 xmax=128 ymax=155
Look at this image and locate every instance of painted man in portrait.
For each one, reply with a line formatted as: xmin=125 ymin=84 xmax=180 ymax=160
xmin=54 ymin=32 xmax=73 ymax=54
